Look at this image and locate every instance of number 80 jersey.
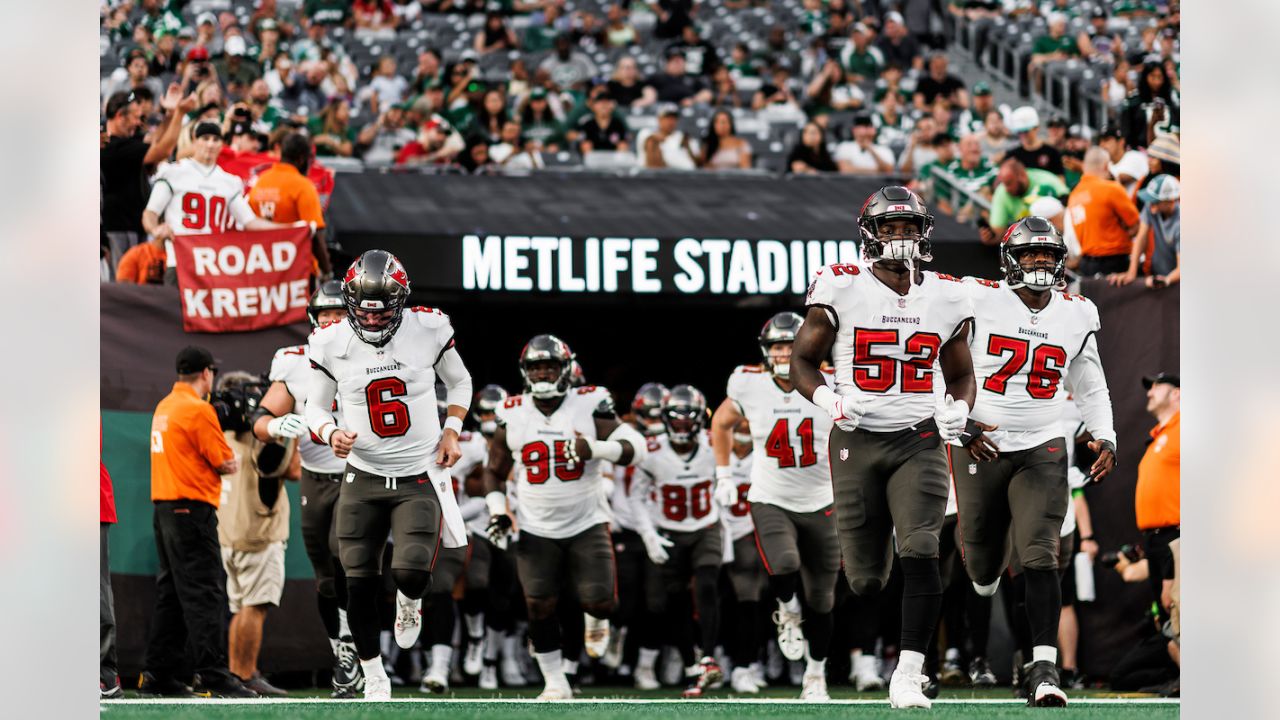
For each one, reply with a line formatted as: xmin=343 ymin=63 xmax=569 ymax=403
xmin=805 ymin=263 xmax=975 ymax=432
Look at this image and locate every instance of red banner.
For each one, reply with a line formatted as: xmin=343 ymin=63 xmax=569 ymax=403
xmin=173 ymin=225 xmax=314 ymax=333
xmin=217 ymin=150 xmax=337 ymax=210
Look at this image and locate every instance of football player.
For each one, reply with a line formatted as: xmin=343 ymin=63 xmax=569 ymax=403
xmin=251 ymin=281 xmax=363 ymax=698
xmin=950 ymin=217 xmax=1116 ymax=707
xmin=709 ymin=312 xmax=840 ymax=701
xmin=304 ymin=250 xmax=474 ymax=701
xmin=791 ymin=186 xmax=979 ymax=709
xmin=629 ymin=386 xmax=735 ymax=697
xmin=481 ymin=335 xmax=647 ymax=700
xmin=721 ymin=417 xmax=768 ymax=693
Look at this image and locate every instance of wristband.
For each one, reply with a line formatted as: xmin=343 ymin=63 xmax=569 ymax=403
xmin=715 ymin=466 xmax=733 ymax=482
xmin=959 ymin=418 xmax=985 ymax=447
xmin=587 ymin=438 xmax=624 ymax=463
xmin=443 ymin=415 xmax=464 ymax=435
xmin=485 ymin=491 xmax=507 ymax=517
xmin=811 ymin=385 xmax=839 ymax=415
xmin=1097 ymin=439 xmax=1116 ymax=455
xmin=1080 ymin=535 xmax=1095 ymax=542
xmin=319 ymin=423 xmax=337 ymax=446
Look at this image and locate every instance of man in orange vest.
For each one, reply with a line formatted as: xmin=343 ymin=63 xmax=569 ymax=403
xmin=248 ymin=133 xmax=332 ymax=278
xmin=1135 ymin=372 xmax=1179 ymax=625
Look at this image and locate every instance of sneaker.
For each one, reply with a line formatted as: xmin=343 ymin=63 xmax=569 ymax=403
xmin=363 ymin=673 xmax=392 ymax=701
xmin=1060 ymin=667 xmax=1084 ymax=690
xmin=730 ymin=666 xmax=760 ymax=694
xmin=940 ymin=655 xmax=967 ymax=686
xmin=243 ymin=672 xmax=288 ymax=697
xmin=680 ymin=656 xmax=723 ymax=698
xmin=100 ymin=679 xmax=124 ymax=699
xmin=771 ymin=599 xmax=805 ymax=661
xmin=463 ymin=637 xmax=484 ymax=676
xmin=584 ymin=614 xmax=610 ymax=659
xmin=852 ymin=654 xmax=885 ymax=691
xmin=602 ymin=626 xmax=627 ymax=670
xmin=193 ymin=675 xmax=259 ymax=699
xmin=968 ymin=656 xmax=997 ymax=687
xmin=1025 ymin=660 xmax=1068 ymax=707
xmin=330 ymin=685 xmax=359 ymax=699
xmin=888 ymin=669 xmax=932 ymax=709
xmin=537 ymin=677 xmax=573 ymax=700
xmin=800 ymin=672 xmax=830 ymax=701
xmin=394 ymin=591 xmax=423 ymax=649
xmin=634 ymin=664 xmax=661 ymax=690
xmin=333 ymin=637 xmax=364 ymax=694
xmin=419 ymin=665 xmax=448 ymax=694
xmin=479 ymin=664 xmax=498 ymax=690
xmin=137 ymin=672 xmax=198 ymax=698
xmin=923 ymin=674 xmax=940 ymax=700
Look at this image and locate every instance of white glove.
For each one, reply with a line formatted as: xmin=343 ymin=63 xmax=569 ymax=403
xmin=813 ymin=385 xmax=868 ymax=432
xmin=266 ymin=413 xmax=307 ymax=439
xmin=935 ymin=394 xmax=970 ymax=442
xmin=640 ymin=529 xmax=673 ymax=564
xmin=713 ymin=467 xmax=738 ymax=507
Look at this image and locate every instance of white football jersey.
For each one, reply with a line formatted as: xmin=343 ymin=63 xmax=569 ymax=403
xmin=722 ymin=451 xmax=755 ymax=541
xmin=609 ymin=462 xmax=643 ymax=532
xmin=497 ymin=385 xmax=617 ymax=539
xmin=805 ymin=263 xmax=974 ymax=431
xmin=452 ymin=432 xmax=491 ymax=536
xmin=635 ymin=434 xmax=719 ymax=533
xmin=269 ymin=343 xmax=346 ymax=475
xmin=727 ymin=365 xmax=835 ymax=513
xmin=965 ymin=279 xmax=1101 ymax=451
xmin=145 ymin=158 xmax=257 ymax=235
xmin=305 ymin=307 xmax=456 ymax=476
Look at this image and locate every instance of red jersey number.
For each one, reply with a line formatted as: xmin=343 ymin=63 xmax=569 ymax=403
xmin=851 ymin=328 xmax=943 ymax=394
xmin=521 ymin=440 xmax=584 ymax=484
xmin=763 ymin=418 xmax=818 ymax=468
xmin=365 ymin=377 xmax=410 ymax=438
xmin=660 ymin=481 xmax=713 ymax=523
xmin=180 ymin=192 xmax=228 ymax=232
xmin=981 ymin=335 xmax=1068 ymax=399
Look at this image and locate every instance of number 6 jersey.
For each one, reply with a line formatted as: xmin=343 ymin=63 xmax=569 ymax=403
xmin=496 ymin=385 xmax=616 ymax=539
xmin=805 ymin=263 xmax=974 ymax=432
xmin=963 ymin=279 xmax=1115 ymax=452
xmin=726 ymin=365 xmax=834 ymax=513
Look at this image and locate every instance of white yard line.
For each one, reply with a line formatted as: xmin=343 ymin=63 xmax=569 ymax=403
xmin=102 ymin=697 xmax=1180 ymax=706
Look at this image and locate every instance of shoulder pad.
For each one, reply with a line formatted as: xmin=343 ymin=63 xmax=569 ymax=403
xmin=733 ymin=364 xmax=767 ymax=375
xmin=931 ymin=271 xmax=964 ymax=283
xmin=963 ymin=276 xmax=1002 ymax=289
xmin=406 ymin=305 xmax=452 ymax=328
xmin=820 ymin=365 xmax=835 ymax=376
xmin=811 ymin=263 xmax=858 ymax=289
xmin=269 ymin=344 xmax=307 ymax=379
xmin=273 ymin=344 xmax=307 ymax=361
xmin=589 ymin=388 xmax=618 ymax=419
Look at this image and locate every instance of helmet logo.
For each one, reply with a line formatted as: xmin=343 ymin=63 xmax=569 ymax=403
xmin=360 ymin=299 xmax=386 ymax=309
xmin=887 ymin=204 xmax=911 ymax=212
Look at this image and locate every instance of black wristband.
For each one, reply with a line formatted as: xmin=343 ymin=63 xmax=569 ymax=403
xmin=959 ymin=418 xmax=985 ymax=447
xmin=1080 ymin=535 xmax=1095 ymax=542
xmin=1098 ymin=439 xmax=1116 ymax=455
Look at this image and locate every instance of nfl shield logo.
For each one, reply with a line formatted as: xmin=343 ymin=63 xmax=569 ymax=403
xmin=897 ymin=298 xmax=907 ymax=308
xmin=840 ymin=448 xmax=849 ymax=461
xmin=968 ymin=463 xmax=977 ymax=475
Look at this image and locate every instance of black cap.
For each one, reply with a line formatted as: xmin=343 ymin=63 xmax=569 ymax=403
xmin=194 ymin=121 xmax=223 ymax=139
xmin=1097 ymin=124 xmax=1124 ymax=141
xmin=1091 ymin=7 xmax=1107 ymax=19
xmin=1142 ymin=372 xmax=1179 ymax=389
xmin=229 ymin=121 xmax=253 ymax=137
xmin=1047 ymin=117 xmax=1068 ymax=129
xmin=851 ymin=114 xmax=874 ymax=127
xmin=176 ymin=345 xmax=219 ymax=374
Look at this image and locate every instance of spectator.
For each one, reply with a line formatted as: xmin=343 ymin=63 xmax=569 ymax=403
xmin=141 ymin=347 xmax=254 ymax=698
xmin=983 ymin=156 xmax=1067 ymax=245
xmin=804 ymin=59 xmax=864 ymax=117
xmin=357 ymin=103 xmax=417 ymax=163
xmin=518 ymin=88 xmax=566 ymax=152
xmin=871 ymin=88 xmax=913 ymax=150
xmin=897 ymin=115 xmax=939 ymax=177
xmin=223 ymin=120 xmax=262 ymax=156
xmin=1006 ymin=106 xmax=1065 ymax=178
xmin=1078 ymin=7 xmax=1120 ymax=61
xmin=607 ymin=57 xmax=657 ymax=110
xmin=539 ymin=34 xmax=598 ymax=93
xmin=413 ymin=49 xmax=445 ymax=93
xmin=786 ymin=121 xmax=838 ymax=174
xmin=364 ymin=56 xmax=410 ymax=115
xmin=699 ymin=110 xmax=752 ymax=169
xmin=839 ymin=23 xmax=883 ymax=82
xmin=914 ymin=134 xmax=956 ymax=202
xmin=310 ymin=99 xmax=356 ymax=157
xmin=1120 ymin=61 xmax=1179 ymax=149
xmin=977 ymin=108 xmax=1012 ymax=161
xmin=1029 ymin=13 xmax=1079 ymax=94
xmin=875 ymin=12 xmax=923 ymax=73
xmin=651 ymin=51 xmax=711 ymax=106
xmin=115 ymin=237 xmax=169 ymax=285
xmin=751 ymin=64 xmax=800 ymax=112
xmin=282 ymin=61 xmax=330 ymax=116
xmin=799 ymin=0 xmax=829 ymax=36
xmin=653 ymin=0 xmax=695 ymax=40
xmin=1110 ymin=150 xmax=1149 ymax=197
xmin=468 ymin=89 xmax=512 ymax=145
xmin=1135 ymin=373 xmax=1181 ymax=628
xmin=725 ymin=43 xmax=758 ymax=81
xmin=489 ymin=120 xmax=524 ymax=164
xmin=475 ymin=11 xmax=519 ymax=55
xmin=709 ymin=65 xmax=743 ymax=109
xmin=394 ymin=114 xmax=466 ymax=166
xmin=248 ymin=133 xmax=333 ymax=277
xmin=602 ymin=4 xmax=638 ymax=48
xmin=101 ymin=87 xmax=193 ymax=274
xmin=1094 ymin=125 xmax=1147 ymax=197
xmin=1045 ymin=117 xmax=1069 ymax=152
xmin=942 ymin=134 xmax=998 ymax=202
xmin=913 ymin=52 xmax=968 ymax=112
xmin=1112 ymin=175 xmax=1180 ymax=288
xmin=251 ymin=2 xmax=296 ymax=40
xmin=573 ymin=92 xmax=630 ymax=156
xmin=150 ymin=30 xmax=183 ymax=77
xmin=105 ymin=47 xmax=167 ymax=105
xmin=1066 ymin=147 xmax=1141 ymax=275
xmin=639 ymin=104 xmax=697 ymax=170
xmin=243 ymin=79 xmax=287 ymax=130
xmin=1060 ymin=127 xmax=1089 ymax=189
xmin=353 ymin=0 xmax=399 ymax=36
xmin=757 ymin=25 xmax=799 ymax=73
xmin=194 ymin=12 xmax=225 ymax=56
xmin=957 ymin=82 xmax=995 ymax=135
xmin=668 ymin=24 xmax=720 ymax=77
xmin=834 ymin=115 xmax=895 ymax=175
xmin=444 ymin=52 xmax=483 ymax=111
xmin=1144 ymin=133 xmax=1180 ymax=181
xmin=214 ymin=36 xmax=260 ymax=102
xmin=101 ymin=436 xmax=121 ymax=698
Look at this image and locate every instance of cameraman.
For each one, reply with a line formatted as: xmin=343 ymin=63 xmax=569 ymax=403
xmin=142 ymin=347 xmax=256 ymax=698
xmin=215 ymin=371 xmax=291 ymax=697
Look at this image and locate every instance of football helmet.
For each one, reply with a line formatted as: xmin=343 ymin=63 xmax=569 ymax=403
xmin=661 ymin=384 xmax=707 ymax=445
xmin=1000 ymin=216 xmax=1067 ymax=291
xmin=519 ymin=334 xmax=575 ymax=399
xmin=631 ymin=383 xmax=670 ymax=436
xmin=758 ymin=312 xmax=803 ymax=379
xmin=472 ymin=384 xmax=509 ymax=436
xmin=342 ymin=250 xmax=410 ymax=346
xmin=858 ymin=185 xmax=934 ymax=263
xmin=568 ymin=359 xmax=586 ymax=388
xmin=307 ymin=280 xmax=345 ymax=328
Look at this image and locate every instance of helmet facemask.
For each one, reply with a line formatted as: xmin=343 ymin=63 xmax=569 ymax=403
xmin=521 ymin=358 xmax=571 ymax=400
xmin=660 ymin=385 xmax=707 ymax=445
xmin=860 ymin=214 xmax=934 ymax=263
xmin=1006 ymin=246 xmax=1066 ymax=291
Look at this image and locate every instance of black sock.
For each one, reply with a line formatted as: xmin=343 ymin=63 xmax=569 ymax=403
xmin=317 ymin=590 xmax=340 ymax=640
xmin=898 ymin=557 xmax=943 ymax=656
xmin=967 ymin=588 xmax=993 ymax=658
xmin=768 ymin=571 xmax=800 ymax=605
xmin=694 ymin=566 xmax=720 ymax=656
xmin=1022 ymin=568 xmax=1062 ymax=651
xmin=425 ymin=594 xmax=455 ymax=647
xmin=731 ymin=601 xmax=760 ymax=667
xmin=527 ymin=614 xmax=561 ymax=654
xmin=801 ymin=605 xmax=833 ymax=661
xmin=345 ymin=576 xmax=383 ymax=661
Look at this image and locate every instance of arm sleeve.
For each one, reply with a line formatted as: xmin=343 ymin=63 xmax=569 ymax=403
xmin=604 ymin=420 xmax=647 ymax=467
xmin=144 ymin=178 xmax=174 ymax=216
xmin=229 ymin=192 xmax=258 ymax=227
xmin=304 ymin=348 xmax=341 ymax=440
xmin=435 ymin=346 xmax=473 ymax=414
xmin=1065 ymin=334 xmax=1116 ymax=448
xmin=197 ymin=407 xmax=235 ymax=468
xmin=627 ymin=467 xmax=658 ymax=536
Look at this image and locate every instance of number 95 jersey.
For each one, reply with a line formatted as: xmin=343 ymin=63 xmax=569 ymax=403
xmin=306 ymin=307 xmax=456 ymax=477
xmin=805 ymin=263 xmax=974 ymax=432
xmin=496 ymin=385 xmax=616 ymax=539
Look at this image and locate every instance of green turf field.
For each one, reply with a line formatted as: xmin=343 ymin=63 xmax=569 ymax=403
xmin=101 ymin=687 xmax=1179 ymax=719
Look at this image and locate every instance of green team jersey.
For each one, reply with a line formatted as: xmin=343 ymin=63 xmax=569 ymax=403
xmin=990 ymin=168 xmax=1067 ymax=228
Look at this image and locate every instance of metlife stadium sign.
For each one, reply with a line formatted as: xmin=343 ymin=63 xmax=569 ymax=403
xmin=460 ymin=235 xmax=859 ymax=295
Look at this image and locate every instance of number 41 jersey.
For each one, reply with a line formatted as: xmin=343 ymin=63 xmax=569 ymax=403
xmin=496 ymin=386 xmax=616 ymax=540
xmin=806 ymin=263 xmax=974 ymax=432
xmin=964 ymin=279 xmax=1101 ymax=451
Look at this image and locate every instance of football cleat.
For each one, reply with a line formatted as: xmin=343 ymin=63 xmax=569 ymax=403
xmin=940 ymin=651 xmax=967 ymax=686
xmin=333 ymin=637 xmax=364 ymax=694
xmin=602 ymin=625 xmax=627 ymax=669
xmin=419 ymin=667 xmax=448 ymax=694
xmin=634 ymin=664 xmax=661 ymax=690
xmin=244 ymin=673 xmax=288 ymax=697
xmin=772 ymin=599 xmax=805 ymax=661
xmin=363 ymin=673 xmax=392 ymax=701
xmin=136 ymin=672 xmax=198 ymax=698
xmin=478 ymin=664 xmax=498 ymax=691
xmin=800 ymin=672 xmax=830 ymax=701
xmin=730 ymin=666 xmax=760 ymax=694
xmin=537 ymin=677 xmax=573 ymax=701
xmin=852 ymin=653 xmax=886 ymax=691
xmin=463 ymin=637 xmax=484 ymax=676
xmin=681 ymin=656 xmax=724 ymax=698
xmin=584 ymin=614 xmax=610 ymax=659
xmin=192 ymin=675 xmax=258 ymax=699
xmin=888 ymin=669 xmax=932 ymax=709
xmin=1026 ymin=660 xmax=1068 ymax=707
xmin=100 ymin=679 xmax=124 ymax=699
xmin=968 ymin=656 xmax=997 ymax=687
xmin=393 ymin=591 xmax=423 ymax=649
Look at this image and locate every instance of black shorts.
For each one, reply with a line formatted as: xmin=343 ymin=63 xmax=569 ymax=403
xmin=828 ymin=420 xmax=950 ymax=595
xmin=644 ymin=524 xmax=723 ymax=613
xmin=750 ymin=502 xmax=840 ymax=613
xmin=335 ymin=465 xmax=444 ymax=578
xmin=726 ymin=534 xmax=766 ymax=602
xmin=516 ymin=523 xmax=615 ymax=607
xmin=948 ymin=437 xmax=1068 ymax=584
xmin=299 ymin=468 xmax=344 ymax=596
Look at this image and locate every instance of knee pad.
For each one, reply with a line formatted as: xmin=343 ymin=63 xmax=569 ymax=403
xmin=391 ymin=568 xmax=433 ymax=599
xmin=316 ymin=577 xmax=337 ymax=599
xmin=900 ymin=531 xmax=940 ymax=560
xmin=847 ymin=576 xmax=883 ymax=597
xmin=804 ymin=585 xmax=836 ymax=614
xmin=526 ymin=596 xmax=557 ymax=621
